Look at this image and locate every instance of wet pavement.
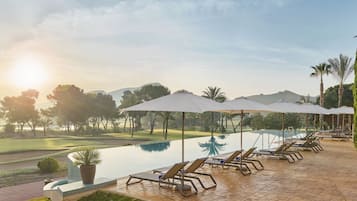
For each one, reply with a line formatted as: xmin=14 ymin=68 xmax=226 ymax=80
xmin=66 ymin=140 xmax=357 ymax=201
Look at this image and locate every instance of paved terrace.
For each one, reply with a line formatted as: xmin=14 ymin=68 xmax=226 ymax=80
xmin=65 ymin=140 xmax=357 ymax=201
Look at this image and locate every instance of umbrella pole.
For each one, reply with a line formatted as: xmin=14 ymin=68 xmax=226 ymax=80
xmin=181 ymin=112 xmax=185 ymax=189
xmin=211 ymin=112 xmax=214 ymax=137
xmin=305 ymin=114 xmax=309 ymax=136
xmin=332 ymin=115 xmax=334 ymax=130
xmin=282 ymin=113 xmax=285 ymax=144
xmin=342 ymin=114 xmax=345 ymax=131
xmin=240 ymin=110 xmax=243 ymax=169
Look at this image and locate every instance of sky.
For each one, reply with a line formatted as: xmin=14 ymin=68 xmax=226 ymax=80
xmin=0 ymin=0 xmax=356 ymax=104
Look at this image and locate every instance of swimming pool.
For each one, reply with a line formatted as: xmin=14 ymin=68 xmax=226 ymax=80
xmin=67 ymin=130 xmax=305 ymax=181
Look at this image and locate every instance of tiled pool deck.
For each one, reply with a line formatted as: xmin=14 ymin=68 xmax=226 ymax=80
xmin=65 ymin=140 xmax=357 ymax=201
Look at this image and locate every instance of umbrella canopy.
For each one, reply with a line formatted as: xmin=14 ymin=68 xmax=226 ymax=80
xmin=122 ymin=89 xmax=223 ymax=134
xmin=268 ymin=102 xmax=304 ymax=113
xmin=298 ymin=103 xmax=330 ymax=114
xmin=219 ymin=97 xmax=272 ymax=113
xmin=122 ymin=90 xmax=222 ymax=113
xmin=328 ymin=106 xmax=354 ymax=115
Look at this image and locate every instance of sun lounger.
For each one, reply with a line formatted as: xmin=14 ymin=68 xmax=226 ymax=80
xmin=299 ymin=132 xmax=314 ymax=141
xmin=126 ymin=161 xmax=198 ymax=196
xmin=234 ymin=147 xmax=264 ymax=170
xmin=205 ymin=150 xmax=252 ymax=176
xmin=255 ymin=144 xmax=295 ymax=163
xmin=153 ymin=157 xmax=216 ymax=190
xmin=293 ymin=138 xmax=323 ymax=153
xmin=282 ymin=142 xmax=303 ymax=160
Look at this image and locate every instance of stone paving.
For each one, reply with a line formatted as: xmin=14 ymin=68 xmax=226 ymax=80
xmin=101 ymin=140 xmax=357 ymax=201
xmin=0 ymin=181 xmax=43 ymax=201
xmin=8 ymin=140 xmax=355 ymax=201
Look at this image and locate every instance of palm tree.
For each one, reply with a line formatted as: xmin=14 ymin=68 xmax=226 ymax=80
xmin=310 ymin=63 xmax=331 ymax=107
xmin=328 ymin=54 xmax=353 ymax=128
xmin=310 ymin=63 xmax=331 ymax=129
xmin=202 ymin=87 xmax=226 ymax=136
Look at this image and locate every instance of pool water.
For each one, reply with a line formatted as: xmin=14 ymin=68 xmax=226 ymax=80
xmin=67 ymin=130 xmax=305 ymax=181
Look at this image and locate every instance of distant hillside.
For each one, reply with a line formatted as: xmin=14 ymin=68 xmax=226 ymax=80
xmin=108 ymin=87 xmax=136 ymax=105
xmin=246 ymin=90 xmax=317 ymax=104
xmin=88 ymin=85 xmax=316 ymax=106
xmin=87 ymin=90 xmax=106 ymax=95
xmin=88 ymin=82 xmax=162 ymax=106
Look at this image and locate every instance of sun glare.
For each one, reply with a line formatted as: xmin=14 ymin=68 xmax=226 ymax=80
xmin=9 ymin=56 xmax=48 ymax=89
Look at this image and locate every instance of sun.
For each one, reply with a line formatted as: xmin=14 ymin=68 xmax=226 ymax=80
xmin=9 ymin=56 xmax=48 ymax=89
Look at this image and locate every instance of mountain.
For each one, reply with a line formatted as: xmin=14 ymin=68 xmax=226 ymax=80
xmin=108 ymin=87 xmax=136 ymax=104
xmin=87 ymin=90 xmax=106 ymax=95
xmin=88 ymin=82 xmax=162 ymax=105
xmin=246 ymin=90 xmax=317 ymax=105
xmin=89 ymin=85 xmax=316 ymax=106
xmin=109 ymin=82 xmax=162 ymax=105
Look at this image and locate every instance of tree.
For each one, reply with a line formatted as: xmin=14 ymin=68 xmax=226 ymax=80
xmin=119 ymin=90 xmax=142 ymax=136
xmin=250 ymin=113 xmax=264 ymax=130
xmin=48 ymin=85 xmax=91 ymax=134
xmin=227 ymin=113 xmax=240 ymax=133
xmin=328 ymin=54 xmax=353 ymax=127
xmin=135 ymin=84 xmax=170 ymax=134
xmin=310 ymin=63 xmax=331 ymax=107
xmin=157 ymin=112 xmax=174 ymax=140
xmin=263 ymin=113 xmax=301 ymax=130
xmin=310 ymin=63 xmax=331 ymax=128
xmin=87 ymin=93 xmax=117 ymax=133
xmin=353 ymin=49 xmax=357 ymax=145
xmin=263 ymin=113 xmax=281 ymax=130
xmin=1 ymin=89 xmax=39 ymax=134
xmin=319 ymin=84 xmax=353 ymax=108
xmin=40 ymin=108 xmax=54 ymax=136
xmin=202 ymin=86 xmax=226 ymax=136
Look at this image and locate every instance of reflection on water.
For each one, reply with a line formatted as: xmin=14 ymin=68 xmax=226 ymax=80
xmin=252 ymin=129 xmax=299 ymax=139
xmin=217 ymin=134 xmax=226 ymax=140
xmin=140 ymin=141 xmax=170 ymax=152
xmin=199 ymin=136 xmax=227 ymax=156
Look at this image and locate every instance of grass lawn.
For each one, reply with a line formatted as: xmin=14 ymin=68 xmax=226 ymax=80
xmin=0 ymin=137 xmax=104 ymax=154
xmin=0 ymin=129 xmax=214 ymax=154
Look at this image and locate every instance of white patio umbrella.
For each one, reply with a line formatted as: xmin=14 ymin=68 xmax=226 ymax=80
xmin=299 ymin=103 xmax=330 ymax=133
xmin=328 ymin=106 xmax=354 ymax=115
xmin=214 ymin=97 xmax=272 ymax=169
xmin=122 ymin=90 xmax=222 ymax=191
xmin=268 ymin=102 xmax=303 ymax=143
xmin=328 ymin=106 xmax=354 ymax=131
xmin=299 ymin=103 xmax=330 ymax=115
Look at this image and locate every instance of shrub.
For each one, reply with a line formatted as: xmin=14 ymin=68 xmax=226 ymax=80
xmin=37 ymin=157 xmax=59 ymax=173
xmin=78 ymin=191 xmax=142 ymax=201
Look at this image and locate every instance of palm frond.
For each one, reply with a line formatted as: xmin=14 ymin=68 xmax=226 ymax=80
xmin=202 ymin=86 xmax=226 ymax=102
xmin=73 ymin=147 xmax=101 ymax=166
xmin=328 ymin=54 xmax=353 ymax=82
